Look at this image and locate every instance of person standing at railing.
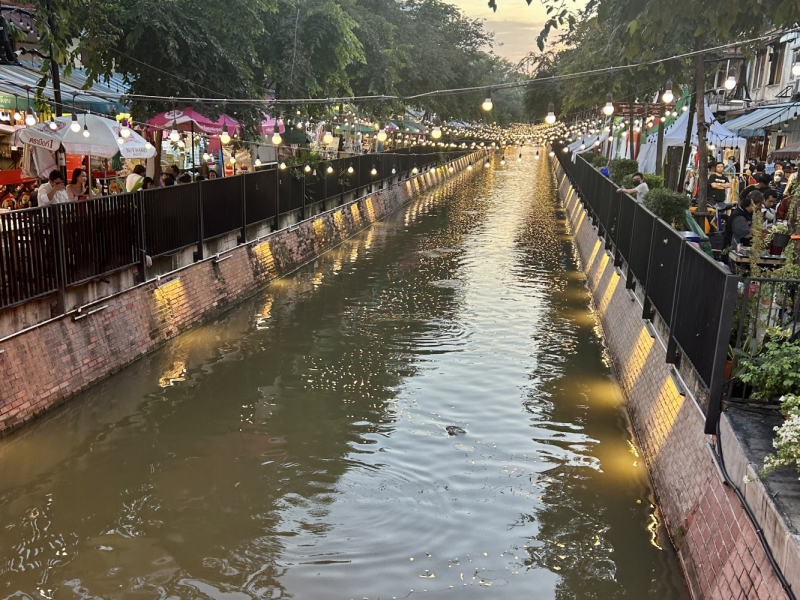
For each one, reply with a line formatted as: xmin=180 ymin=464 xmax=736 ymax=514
xmin=38 ymin=170 xmax=69 ymax=206
xmin=615 ymin=172 xmax=649 ymax=202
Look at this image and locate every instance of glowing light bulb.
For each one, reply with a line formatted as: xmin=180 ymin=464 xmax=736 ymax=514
xmin=482 ymin=97 xmax=493 ymax=111
xmin=220 ymin=123 xmax=231 ymax=145
xmin=13 ymin=109 xmax=21 ymax=121
xmin=377 ymin=130 xmax=387 ymax=142
xmin=467 ymin=163 xmax=473 ymax=170
xmin=549 ymin=151 xmax=555 ymax=157
xmin=484 ymin=160 xmax=490 ymax=168
xmin=83 ymin=124 xmax=90 ymax=138
xmin=662 ymin=80 xmax=674 ymax=103
xmin=603 ymin=93 xmax=614 ymax=116
xmin=272 ymin=132 xmax=282 ymax=145
xmin=724 ymin=74 xmax=737 ymax=91
xmin=169 ymin=128 xmax=180 ymax=143
xmin=412 ymin=166 xmax=418 ymax=174
xmin=25 ymin=108 xmax=36 ymax=126
xmin=326 ymin=165 xmax=333 ymax=174
xmin=323 ymin=130 xmax=333 ymax=145
xmin=682 ymin=105 xmax=688 ymax=112
xmin=347 ymin=165 xmax=354 ymax=174
xmin=370 ymin=166 xmax=377 ymax=175
xmin=120 ymin=120 xmax=132 ymax=138
xmin=229 ymin=156 xmax=237 ymax=165
xmin=70 ymin=114 xmax=80 ymax=132
xmin=535 ymin=151 xmax=540 ymax=160
xmin=304 ymin=164 xmax=311 ymax=173
xmin=517 ymin=154 xmax=522 ymax=162
xmin=431 ymin=126 xmax=442 ymax=139
xmin=793 ymin=62 xmax=800 ymax=77
xmin=48 ymin=117 xmax=57 ymax=130
xmin=203 ymin=153 xmax=210 ymax=161
xmin=279 ymin=162 xmax=287 ymax=170
xmin=255 ymin=158 xmax=262 ymax=167
xmin=500 ymin=158 xmax=506 ymax=165
xmin=545 ymin=101 xmax=556 ymax=124
xmin=145 ymin=142 xmax=153 ymax=151
xmin=177 ymin=140 xmax=185 ymax=148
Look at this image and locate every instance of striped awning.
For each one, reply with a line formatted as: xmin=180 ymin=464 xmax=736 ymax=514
xmin=0 ymin=60 xmax=127 ymax=115
xmin=724 ymin=103 xmax=800 ymax=137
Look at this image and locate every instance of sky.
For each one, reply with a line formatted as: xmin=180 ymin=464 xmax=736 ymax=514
xmin=448 ymin=0 xmax=550 ymax=64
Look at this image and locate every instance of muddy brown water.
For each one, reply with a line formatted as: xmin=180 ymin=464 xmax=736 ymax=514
xmin=0 ymin=155 xmax=689 ymax=600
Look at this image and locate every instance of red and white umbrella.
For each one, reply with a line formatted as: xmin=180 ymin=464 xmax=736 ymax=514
xmin=148 ymin=108 xmax=241 ymax=137
xmin=18 ymin=115 xmax=156 ymax=158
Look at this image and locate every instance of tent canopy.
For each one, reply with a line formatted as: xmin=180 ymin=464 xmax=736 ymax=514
xmin=724 ymin=103 xmax=800 ymax=137
xmin=770 ymin=141 xmax=800 ymax=160
xmin=637 ymin=101 xmax=746 ymax=173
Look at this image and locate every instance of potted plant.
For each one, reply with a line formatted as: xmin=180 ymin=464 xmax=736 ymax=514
xmin=762 ymin=394 xmax=800 ymax=478
xmin=768 ymin=222 xmax=791 ymax=249
xmin=737 ymin=327 xmax=800 ymax=400
xmin=643 ymin=188 xmax=691 ymax=229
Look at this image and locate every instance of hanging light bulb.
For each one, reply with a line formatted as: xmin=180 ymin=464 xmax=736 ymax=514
xmin=347 ymin=164 xmax=354 ymax=174
xmin=377 ymin=128 xmax=387 ymax=142
xmin=724 ymin=71 xmax=737 ymax=91
xmin=535 ymin=150 xmax=540 ymax=160
xmin=323 ymin=124 xmax=333 ymax=145
xmin=70 ymin=113 xmax=81 ymax=132
xmin=793 ymin=61 xmax=800 ymax=77
xmin=431 ymin=126 xmax=442 ymax=139
xmin=304 ymin=164 xmax=311 ymax=173
xmin=708 ymin=142 xmax=716 ymax=151
xmin=517 ymin=153 xmax=522 ymax=162
xmin=545 ymin=102 xmax=556 ymax=124
xmin=49 ymin=115 xmax=57 ymax=130
xmin=370 ymin=165 xmax=378 ymax=176
xmin=120 ymin=119 xmax=132 ymax=138
xmin=279 ymin=162 xmax=287 ymax=170
xmin=467 ymin=163 xmax=473 ymax=170
xmin=229 ymin=156 xmax=237 ymax=165
xmin=391 ymin=167 xmax=396 ymax=175
xmin=549 ymin=150 xmax=555 ymax=157
xmin=482 ymin=91 xmax=493 ymax=112
xmin=169 ymin=120 xmax=180 ymax=142
xmin=177 ymin=140 xmax=185 ymax=149
xmin=25 ymin=108 xmax=36 ymax=126
xmin=326 ymin=165 xmax=334 ymax=174
xmin=255 ymin=158 xmax=262 ymax=167
xmin=13 ymin=103 xmax=21 ymax=122
xmin=220 ymin=123 xmax=231 ymax=145
xmin=272 ymin=132 xmax=283 ymax=145
xmin=662 ymin=80 xmax=674 ymax=104
xmin=500 ymin=158 xmax=506 ymax=165
xmin=682 ymin=105 xmax=689 ymax=112
xmin=145 ymin=142 xmax=153 ymax=151
xmin=603 ymin=93 xmax=614 ymax=116
xmin=203 ymin=152 xmax=210 ymax=161
xmin=412 ymin=166 xmax=419 ymax=175
xmin=296 ymin=121 xmax=303 ymax=129
xmin=83 ymin=124 xmax=90 ymax=138
xmin=484 ymin=160 xmax=490 ymax=168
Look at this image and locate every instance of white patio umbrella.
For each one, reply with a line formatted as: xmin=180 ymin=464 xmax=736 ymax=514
xmin=18 ymin=114 xmax=156 ymax=159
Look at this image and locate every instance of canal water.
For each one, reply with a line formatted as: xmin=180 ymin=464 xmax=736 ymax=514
xmin=0 ymin=155 xmax=689 ymax=600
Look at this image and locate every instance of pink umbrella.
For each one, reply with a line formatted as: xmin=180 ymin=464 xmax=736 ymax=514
xmin=147 ymin=108 xmax=240 ymax=136
xmin=260 ymin=114 xmax=286 ymax=136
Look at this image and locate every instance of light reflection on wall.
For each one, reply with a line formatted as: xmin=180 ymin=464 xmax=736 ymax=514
xmin=364 ymin=197 xmax=376 ymax=222
xmin=350 ymin=203 xmax=362 ymax=227
xmin=313 ymin=218 xmax=326 ymax=240
xmin=333 ymin=210 xmax=346 ymax=237
xmin=253 ymin=240 xmax=276 ymax=276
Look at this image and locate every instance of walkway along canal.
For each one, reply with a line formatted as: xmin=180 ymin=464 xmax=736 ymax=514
xmin=0 ymin=152 xmax=689 ymax=599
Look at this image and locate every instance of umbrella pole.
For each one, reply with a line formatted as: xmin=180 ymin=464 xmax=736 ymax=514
xmin=191 ymin=123 xmax=195 ymax=172
xmin=88 ymin=154 xmax=92 ymax=194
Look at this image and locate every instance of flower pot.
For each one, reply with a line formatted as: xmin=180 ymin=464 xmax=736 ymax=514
xmin=772 ymin=233 xmax=790 ymax=248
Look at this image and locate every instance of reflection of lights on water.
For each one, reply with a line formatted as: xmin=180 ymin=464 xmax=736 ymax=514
xmin=333 ymin=258 xmax=342 ymax=273
xmin=312 ymin=271 xmax=324 ymax=287
xmin=647 ymin=511 xmax=663 ymax=549
xmin=256 ymin=297 xmax=273 ymax=329
xmin=159 ymin=361 xmax=186 ymax=387
xmin=364 ymin=229 xmax=374 ymax=249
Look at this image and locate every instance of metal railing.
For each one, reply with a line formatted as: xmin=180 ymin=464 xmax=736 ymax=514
xmin=553 ymin=143 xmax=738 ymax=434
xmin=0 ymin=146 xmax=469 ymax=312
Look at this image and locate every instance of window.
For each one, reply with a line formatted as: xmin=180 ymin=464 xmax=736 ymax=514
xmin=753 ymin=51 xmax=767 ymax=89
xmin=769 ymin=43 xmax=786 ymax=85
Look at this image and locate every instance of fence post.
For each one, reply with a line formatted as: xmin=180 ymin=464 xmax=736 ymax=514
xmin=194 ymin=183 xmax=204 ymax=261
xmin=665 ymin=241 xmax=687 ymax=365
xmin=704 ymin=274 xmax=739 ymax=434
xmin=239 ymin=176 xmax=247 ymax=244
xmin=137 ymin=191 xmax=147 ymax=283
xmin=51 ymin=206 xmax=67 ymax=315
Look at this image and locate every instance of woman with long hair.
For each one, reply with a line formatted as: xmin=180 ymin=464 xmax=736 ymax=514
xmin=66 ymin=168 xmax=98 ymax=202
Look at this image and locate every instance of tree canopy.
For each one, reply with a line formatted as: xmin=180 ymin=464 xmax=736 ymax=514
xmin=22 ymin=0 xmax=528 ymax=132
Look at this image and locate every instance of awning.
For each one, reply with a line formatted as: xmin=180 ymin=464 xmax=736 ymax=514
xmin=771 ymin=141 xmax=800 ymax=159
xmin=0 ymin=60 xmax=127 ymax=115
xmin=724 ymin=103 xmax=800 ymax=137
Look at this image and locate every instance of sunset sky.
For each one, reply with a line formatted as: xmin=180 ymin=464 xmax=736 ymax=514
xmin=449 ymin=0 xmax=550 ymax=64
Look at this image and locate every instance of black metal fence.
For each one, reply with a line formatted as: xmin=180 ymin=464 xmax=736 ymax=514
xmin=553 ymin=143 xmax=738 ymax=434
xmin=0 ymin=146 xmax=468 ymax=311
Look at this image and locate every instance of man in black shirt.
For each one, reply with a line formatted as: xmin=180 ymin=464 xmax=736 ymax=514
xmin=708 ymin=161 xmax=731 ymax=206
xmin=723 ymin=193 xmax=757 ymax=252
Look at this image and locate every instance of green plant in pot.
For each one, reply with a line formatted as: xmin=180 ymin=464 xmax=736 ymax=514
xmin=622 ymin=173 xmax=664 ymax=190
xmin=608 ymin=158 xmax=638 ymax=185
xmin=643 ymin=188 xmax=691 ymax=229
xmin=737 ymin=327 xmax=800 ymax=400
xmin=767 ymin=222 xmax=791 ymax=250
xmin=763 ymin=394 xmax=800 ymax=478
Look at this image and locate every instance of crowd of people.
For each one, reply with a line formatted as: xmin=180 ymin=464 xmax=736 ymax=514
xmin=0 ymin=163 xmax=221 ymax=211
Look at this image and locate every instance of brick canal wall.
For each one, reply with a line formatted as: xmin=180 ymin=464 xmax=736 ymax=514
xmin=0 ymin=152 xmax=479 ymax=436
xmin=555 ymin=164 xmax=793 ymax=600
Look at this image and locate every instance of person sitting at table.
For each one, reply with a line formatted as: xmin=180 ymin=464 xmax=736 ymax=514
xmin=38 ymin=170 xmax=69 ymax=206
xmin=759 ymin=189 xmax=778 ymax=223
xmin=724 ymin=192 xmax=758 ymax=253
xmin=0 ymin=185 xmax=17 ymax=210
xmin=66 ymin=169 xmax=98 ymax=202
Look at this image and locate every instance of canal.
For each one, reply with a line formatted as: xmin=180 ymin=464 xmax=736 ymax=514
xmin=0 ymin=155 xmax=689 ymax=600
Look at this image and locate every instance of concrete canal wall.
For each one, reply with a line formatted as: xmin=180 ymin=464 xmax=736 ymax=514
xmin=0 ymin=152 xmax=480 ymax=437
xmin=555 ymin=164 xmax=796 ymax=600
